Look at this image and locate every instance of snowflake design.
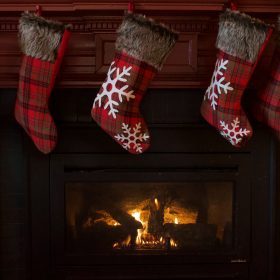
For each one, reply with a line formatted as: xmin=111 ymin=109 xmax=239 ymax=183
xmin=115 ymin=122 xmax=149 ymax=153
xmin=205 ymin=58 xmax=234 ymax=110
xmin=220 ymin=118 xmax=250 ymax=146
xmin=93 ymin=61 xmax=135 ymax=119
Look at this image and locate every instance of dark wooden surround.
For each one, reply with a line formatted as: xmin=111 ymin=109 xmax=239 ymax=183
xmin=0 ymin=1 xmax=280 ymax=280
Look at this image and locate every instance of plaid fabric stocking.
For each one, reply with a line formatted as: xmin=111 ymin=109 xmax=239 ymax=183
xmin=91 ymin=13 xmax=177 ymax=154
xmin=251 ymin=17 xmax=280 ymax=139
xmin=14 ymin=12 xmax=71 ymax=154
xmin=200 ymin=9 xmax=273 ymax=147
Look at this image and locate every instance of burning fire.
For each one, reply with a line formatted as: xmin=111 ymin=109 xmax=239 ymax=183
xmin=84 ymin=197 xmax=196 ymax=250
xmin=113 ymin=235 xmax=131 ymax=248
xmin=131 ymin=211 xmax=141 ymax=222
xmin=170 ymin=238 xmax=178 ymax=247
xmin=130 ymin=211 xmax=146 ymax=245
xmin=112 ymin=198 xmax=181 ymax=249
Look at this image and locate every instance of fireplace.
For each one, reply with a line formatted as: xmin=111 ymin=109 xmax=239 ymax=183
xmin=2 ymin=88 xmax=270 ymax=280
xmin=40 ymin=89 xmax=272 ymax=280
xmin=51 ymin=151 xmax=249 ymax=259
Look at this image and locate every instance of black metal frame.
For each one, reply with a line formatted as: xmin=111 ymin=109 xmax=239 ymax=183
xmin=50 ymin=153 xmax=250 ymax=265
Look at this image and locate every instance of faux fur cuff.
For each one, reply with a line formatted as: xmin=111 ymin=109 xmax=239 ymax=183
xmin=19 ymin=12 xmax=70 ymax=62
xmin=115 ymin=13 xmax=178 ymax=70
xmin=216 ymin=9 xmax=272 ymax=62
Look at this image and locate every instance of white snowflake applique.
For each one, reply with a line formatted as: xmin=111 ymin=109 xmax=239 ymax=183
xmin=115 ymin=122 xmax=149 ymax=153
xmin=205 ymin=58 xmax=234 ymax=110
xmin=219 ymin=118 xmax=250 ymax=146
xmin=93 ymin=61 xmax=135 ymax=119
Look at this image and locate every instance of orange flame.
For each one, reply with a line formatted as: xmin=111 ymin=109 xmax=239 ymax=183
xmin=154 ymin=198 xmax=160 ymax=210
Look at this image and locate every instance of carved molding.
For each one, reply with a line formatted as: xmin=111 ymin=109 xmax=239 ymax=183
xmin=95 ymin=33 xmax=115 ymax=74
xmin=0 ymin=16 xmax=219 ymax=33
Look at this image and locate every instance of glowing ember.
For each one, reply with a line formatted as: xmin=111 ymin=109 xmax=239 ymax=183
xmin=113 ymin=235 xmax=131 ymax=248
xmin=175 ymin=217 xmax=179 ymax=224
xmin=88 ymin=210 xmax=120 ymax=227
xmin=170 ymin=238 xmax=178 ymax=247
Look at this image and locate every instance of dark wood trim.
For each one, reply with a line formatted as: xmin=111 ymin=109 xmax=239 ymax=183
xmin=28 ymin=148 xmax=51 ymax=280
xmin=276 ymin=147 xmax=280 ymax=280
xmin=0 ymin=1 xmax=279 ymax=13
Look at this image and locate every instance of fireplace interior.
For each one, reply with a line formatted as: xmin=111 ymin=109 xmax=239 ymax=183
xmin=65 ymin=182 xmax=233 ymax=252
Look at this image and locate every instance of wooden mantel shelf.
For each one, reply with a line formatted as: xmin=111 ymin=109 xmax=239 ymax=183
xmin=0 ymin=0 xmax=279 ymax=88
xmin=0 ymin=0 xmax=279 ymax=13
xmin=0 ymin=3 xmax=225 ymax=12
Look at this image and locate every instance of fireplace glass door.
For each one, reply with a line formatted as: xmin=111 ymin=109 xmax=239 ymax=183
xmin=65 ymin=182 xmax=233 ymax=253
xmin=51 ymin=154 xmax=250 ymax=266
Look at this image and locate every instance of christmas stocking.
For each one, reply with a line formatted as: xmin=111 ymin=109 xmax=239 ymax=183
xmin=15 ymin=12 xmax=71 ymax=154
xmin=91 ymin=13 xmax=177 ymax=154
xmin=251 ymin=16 xmax=280 ymax=139
xmin=200 ymin=9 xmax=273 ymax=147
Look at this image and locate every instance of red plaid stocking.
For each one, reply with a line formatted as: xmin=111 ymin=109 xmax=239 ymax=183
xmin=251 ymin=18 xmax=280 ymax=139
xmin=200 ymin=9 xmax=273 ymax=147
xmin=91 ymin=13 xmax=177 ymax=154
xmin=14 ymin=12 xmax=71 ymax=154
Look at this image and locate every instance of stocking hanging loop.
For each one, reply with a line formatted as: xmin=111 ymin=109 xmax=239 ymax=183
xmin=128 ymin=1 xmax=135 ymax=13
xmin=35 ymin=5 xmax=42 ymax=16
xmin=227 ymin=0 xmax=238 ymax=11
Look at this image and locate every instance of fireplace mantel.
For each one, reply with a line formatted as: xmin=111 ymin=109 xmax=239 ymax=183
xmin=0 ymin=0 xmax=279 ymax=88
xmin=0 ymin=0 xmax=280 ymax=13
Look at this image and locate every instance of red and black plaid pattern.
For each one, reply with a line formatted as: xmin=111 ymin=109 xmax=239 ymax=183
xmin=15 ymin=30 xmax=71 ymax=154
xmin=91 ymin=51 xmax=156 ymax=154
xmin=15 ymin=56 xmax=57 ymax=153
xmin=200 ymin=51 xmax=254 ymax=147
xmin=251 ymin=49 xmax=280 ymax=139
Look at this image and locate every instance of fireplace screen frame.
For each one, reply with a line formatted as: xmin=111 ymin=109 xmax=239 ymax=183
xmin=50 ymin=153 xmax=251 ymax=267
